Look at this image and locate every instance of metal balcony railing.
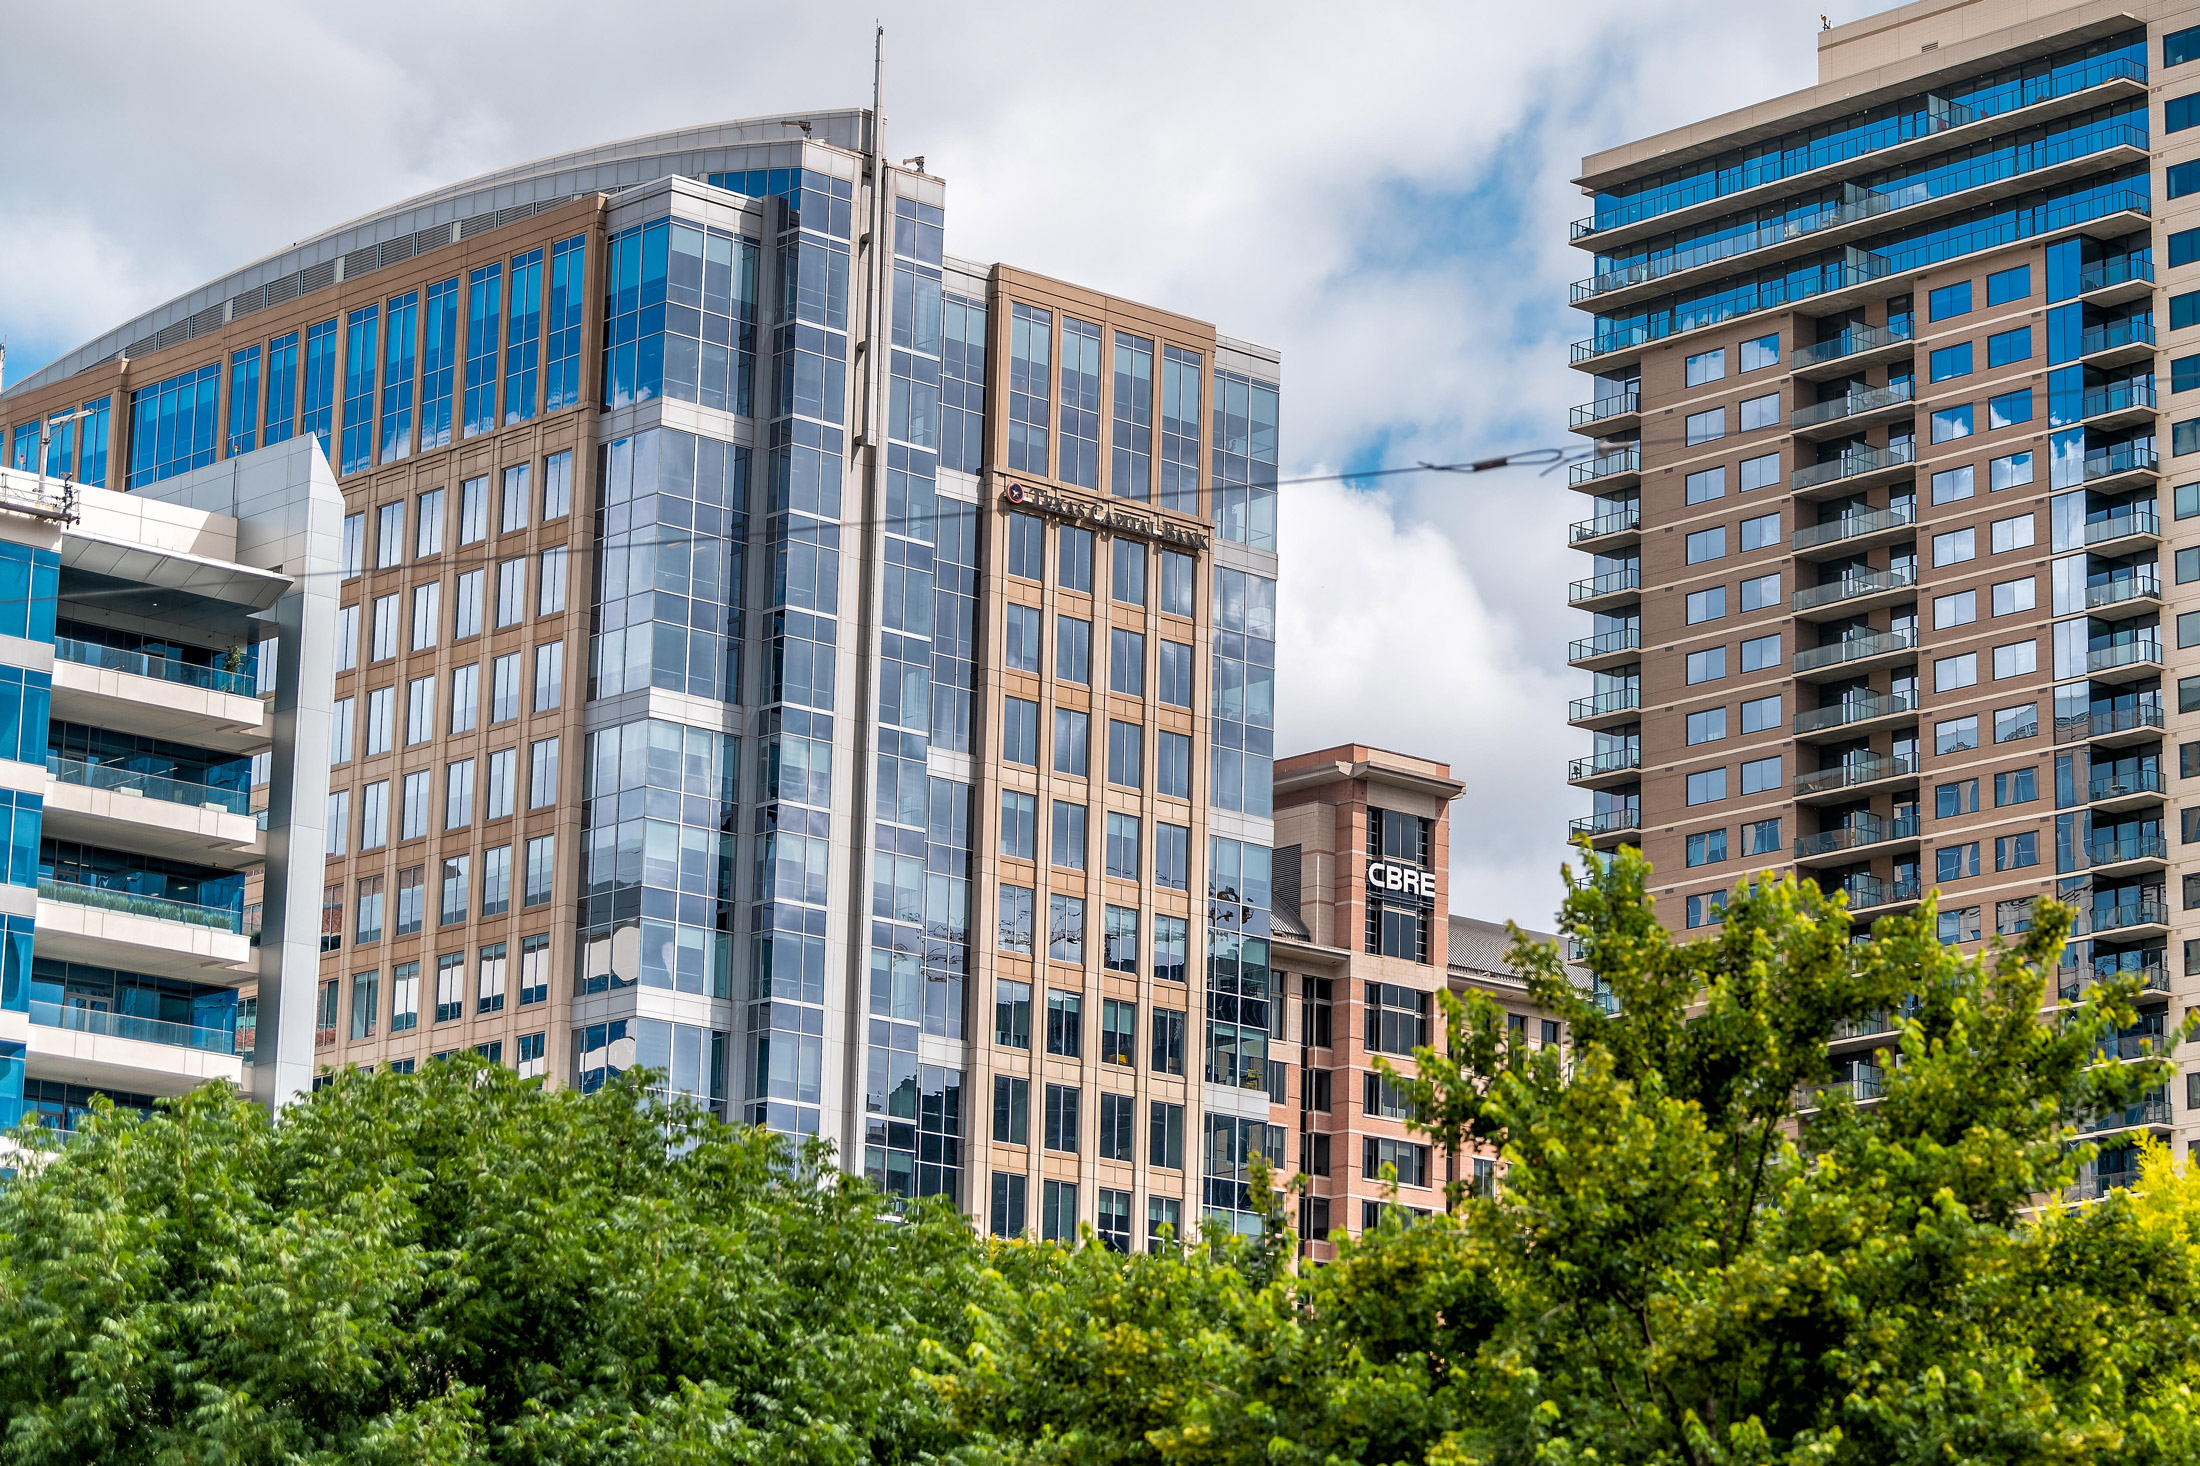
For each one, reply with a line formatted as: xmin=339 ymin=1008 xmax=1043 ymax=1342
xmin=1570 ymin=393 xmax=1641 ymax=428
xmin=1795 ymin=750 xmax=1920 ymax=797
xmin=1844 ymin=876 xmax=1922 ymax=911
xmin=1791 ymin=378 xmax=1916 ymax=430
xmin=2086 ymin=572 xmax=2161 ymax=609
xmin=28 ymin=999 xmax=242 ymax=1056
xmin=37 ymin=876 xmax=245 ymax=933
xmin=1795 ymin=813 xmax=1921 ymax=858
xmin=1792 ymin=500 xmax=1917 ymax=550
xmin=1791 ymin=319 xmax=1916 ymax=371
xmin=1569 ymin=449 xmax=1640 ymax=486
xmin=1792 ymin=440 xmax=1917 ymax=492
xmin=55 ymin=638 xmax=257 ymax=698
xmin=2089 ymin=767 xmax=2164 ymax=801
xmin=1569 ymin=687 xmax=1642 ymax=721
xmin=45 ymin=754 xmax=252 ymax=817
xmin=1570 ymin=505 xmax=1642 ymax=543
xmin=1569 ymin=567 xmax=1641 ymax=603
xmin=1569 ymin=627 xmax=1641 ymax=661
xmin=1797 ymin=1067 xmax=1886 ymax=1108
xmin=1792 ymin=625 xmax=1920 ymax=673
xmin=1569 ymin=747 xmax=1642 ymax=781
xmin=1794 ymin=687 xmax=1919 ymax=734
xmin=1793 ymin=562 xmax=1918 ymax=612
xmin=2083 ymin=506 xmax=2160 ymax=545
xmin=1569 ymin=807 xmax=1641 ymax=838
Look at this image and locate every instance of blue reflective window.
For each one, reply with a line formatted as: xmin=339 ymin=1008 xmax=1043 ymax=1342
xmin=940 ymin=294 xmax=987 ymax=475
xmin=1986 ymin=327 xmax=2031 ymax=367
xmin=263 ymin=332 xmax=298 ymax=446
xmin=2171 ymin=94 xmax=2200 ymax=133
xmin=544 ymin=235 xmax=587 ymax=414
xmin=1929 ymin=342 xmax=1973 ymax=381
xmin=1006 ymin=304 xmax=1051 ymax=474
xmin=418 ymin=277 xmax=458 ymax=452
xmin=463 ymin=264 xmax=501 ymax=437
xmin=339 ymin=305 xmax=379 ymax=475
xmin=2173 ymin=228 xmax=2200 ymax=268
xmin=300 ymin=318 xmax=338 ymax=451
xmin=2175 ymin=419 xmax=2200 ymax=456
xmin=2171 ymin=160 xmax=2200 ymax=201
xmin=76 ymin=398 xmax=109 ymax=488
xmin=1986 ymin=265 xmax=2030 ymax=304
xmin=0 ymin=666 xmax=52 ymax=765
xmin=378 ymin=290 xmax=418 ymax=465
xmin=6 ymin=426 xmax=29 ymax=472
xmin=504 ymin=248 xmax=543 ymax=425
xmin=127 ymin=362 xmax=221 ymax=489
xmin=2174 ymin=291 xmax=2200 ymax=330
xmin=0 ymin=545 xmax=59 ymax=643
xmin=1988 ymin=388 xmax=2033 ymax=428
xmin=1929 ymin=282 xmax=1972 ymax=321
xmin=2176 ymin=355 xmax=2200 ymax=394
xmin=2169 ymin=24 xmax=2200 ymax=67
xmin=226 ymin=346 xmax=260 ymax=457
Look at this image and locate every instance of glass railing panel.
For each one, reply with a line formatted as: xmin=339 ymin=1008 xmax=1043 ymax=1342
xmin=37 ymin=876 xmax=245 ymax=934
xmin=54 ymin=638 xmax=257 ymax=698
xmin=45 ymin=755 xmax=251 ymax=816
xmin=27 ymin=999 xmax=241 ymax=1055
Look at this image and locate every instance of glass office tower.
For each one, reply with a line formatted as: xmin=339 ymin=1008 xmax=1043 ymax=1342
xmin=1566 ymin=1 xmax=2200 ymax=1184
xmin=0 ymin=110 xmax=1282 ymax=1240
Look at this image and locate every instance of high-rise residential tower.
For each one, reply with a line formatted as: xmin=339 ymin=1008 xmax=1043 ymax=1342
xmin=1567 ymin=0 xmax=2197 ymax=1180
xmin=0 ymin=111 xmax=1282 ymax=1241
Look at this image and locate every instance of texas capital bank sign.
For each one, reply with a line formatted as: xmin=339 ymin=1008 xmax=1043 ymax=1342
xmin=999 ymin=481 xmax=1212 ymax=551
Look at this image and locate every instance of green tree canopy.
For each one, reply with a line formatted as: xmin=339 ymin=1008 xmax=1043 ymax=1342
xmin=7 ymin=850 xmax=2200 ymax=1466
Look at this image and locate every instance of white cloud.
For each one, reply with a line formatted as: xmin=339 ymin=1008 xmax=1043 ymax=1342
xmin=0 ymin=0 xmax=1894 ymax=926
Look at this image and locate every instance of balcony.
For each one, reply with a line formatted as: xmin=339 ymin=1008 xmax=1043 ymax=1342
xmin=1791 ymin=441 xmax=1917 ymax=496
xmin=1793 ymin=563 xmax=1918 ymax=618
xmin=1570 ymin=505 xmax=1641 ymax=547
xmin=2085 ymin=571 xmax=2161 ymax=611
xmin=38 ymin=877 xmax=242 ymax=934
xmin=1792 ymin=500 xmax=1917 ymax=556
xmin=1568 ymin=449 xmax=1640 ymax=490
xmin=1795 ymin=750 xmax=1920 ymax=800
xmin=1793 ymin=625 xmax=1921 ymax=677
xmin=2077 ymin=254 xmax=2155 ymax=307
xmin=2082 ymin=832 xmax=2169 ymax=875
xmin=1574 ymin=250 xmax=1896 ymax=367
xmin=55 ymin=637 xmax=255 ymax=698
xmin=1569 ymin=393 xmax=1641 ymax=435
xmin=1790 ymin=319 xmax=1916 ymax=379
xmin=2081 ymin=1091 xmax=2172 ymax=1135
xmin=2082 ymin=505 xmax=2160 ymax=552
xmin=1569 ymin=567 xmax=1641 ymax=610
xmin=1794 ymin=687 xmax=1920 ymax=739
xmin=1844 ymin=875 xmax=1922 ymax=913
xmin=2056 ymin=704 xmax=2165 ymax=748
xmin=50 ymin=640 xmax=266 ymax=755
xmin=1569 ymin=687 xmax=1642 ymax=729
xmin=2078 ymin=318 xmax=2156 ymax=370
xmin=2062 ymin=959 xmax=2171 ymax=1002
xmin=1572 ymin=55 xmax=2148 ymax=246
xmin=1568 ymin=807 xmax=1641 ymax=844
xmin=2076 ymin=898 xmax=2170 ymax=938
xmin=1568 ymin=626 xmax=1640 ymax=669
xmin=2086 ymin=638 xmax=2163 ymax=684
xmin=1794 ymin=813 xmax=1922 ymax=863
xmin=2088 ymin=766 xmax=2164 ymax=813
xmin=1796 ymin=1066 xmax=1887 ymax=1110
xmin=1832 ymin=1009 xmax=1903 ymax=1043
xmin=29 ymin=999 xmax=242 ymax=1057
xmin=34 ymin=874 xmax=255 ymax=988
xmin=2083 ymin=441 xmax=2158 ymax=489
xmin=1568 ymin=747 xmax=1642 ymax=787
xmin=1790 ymin=379 xmax=1916 ymax=439
xmin=2078 ymin=378 xmax=2156 ymax=431
xmin=45 ymin=755 xmax=250 ymax=816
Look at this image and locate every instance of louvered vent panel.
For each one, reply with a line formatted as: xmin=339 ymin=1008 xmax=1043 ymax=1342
xmin=299 ymin=261 xmax=336 ymax=292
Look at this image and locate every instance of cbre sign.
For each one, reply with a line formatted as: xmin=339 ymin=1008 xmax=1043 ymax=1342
xmin=1367 ymin=860 xmax=1435 ymax=904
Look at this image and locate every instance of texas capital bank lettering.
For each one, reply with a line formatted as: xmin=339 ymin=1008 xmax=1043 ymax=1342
xmin=1000 ymin=481 xmax=1212 ymax=551
xmin=1366 ymin=860 xmax=1435 ymax=902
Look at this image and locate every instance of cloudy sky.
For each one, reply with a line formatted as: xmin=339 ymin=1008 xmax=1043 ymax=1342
xmin=0 ymin=0 xmax=1893 ymax=929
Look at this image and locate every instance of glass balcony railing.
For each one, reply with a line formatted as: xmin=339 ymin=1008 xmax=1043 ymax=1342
xmin=55 ymin=637 xmax=256 ymax=698
xmin=2086 ymin=572 xmax=2161 ymax=609
xmin=1790 ymin=379 xmax=1916 ymax=431
xmin=1570 ymin=506 xmax=1641 ymax=543
xmin=1794 ymin=813 xmax=1921 ymax=858
xmin=1793 ymin=502 xmax=1920 ymax=551
xmin=2084 ymin=833 xmax=2168 ymax=866
xmin=2079 ymin=378 xmax=2155 ymax=421
xmin=1792 ymin=441 xmax=1917 ymax=492
xmin=1569 ymin=807 xmax=1641 ymax=838
xmin=2083 ymin=441 xmax=2157 ymax=481
xmin=2080 ymin=318 xmax=2155 ymax=357
xmin=2086 ymin=639 xmax=2162 ymax=675
xmin=1571 ymin=53 xmax=2147 ymax=239
xmin=1570 ymin=393 xmax=1641 ymax=428
xmin=1844 ymin=875 xmax=1922 ymax=912
xmin=2078 ymin=897 xmax=2169 ymax=935
xmin=2065 ymin=958 xmax=2171 ymax=1001
xmin=1790 ymin=319 xmax=1916 ymax=370
xmin=1569 ymin=568 xmax=1641 ymax=603
xmin=1568 ymin=627 xmax=1641 ymax=661
xmin=38 ymin=876 xmax=245 ymax=934
xmin=1569 ymin=687 xmax=1642 ymax=721
xmin=1793 ymin=563 xmax=1918 ymax=612
xmin=45 ymin=755 xmax=252 ymax=816
xmin=1794 ymin=687 xmax=1919 ymax=735
xmin=2082 ymin=1091 xmax=2172 ymax=1133
xmin=1568 ymin=747 xmax=1642 ymax=781
xmin=2088 ymin=767 xmax=2163 ymax=801
xmin=28 ymin=999 xmax=242 ymax=1055
xmin=1795 ymin=750 xmax=1920 ymax=797
xmin=2083 ymin=506 xmax=2160 ymax=545
xmin=1796 ymin=1067 xmax=1887 ymax=1109
xmin=2055 ymin=704 xmax=2164 ymax=743
xmin=1792 ymin=624 xmax=1921 ymax=673
xmin=1569 ymin=449 xmax=1640 ymax=485
xmin=2079 ymin=255 xmax=2154 ymax=296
